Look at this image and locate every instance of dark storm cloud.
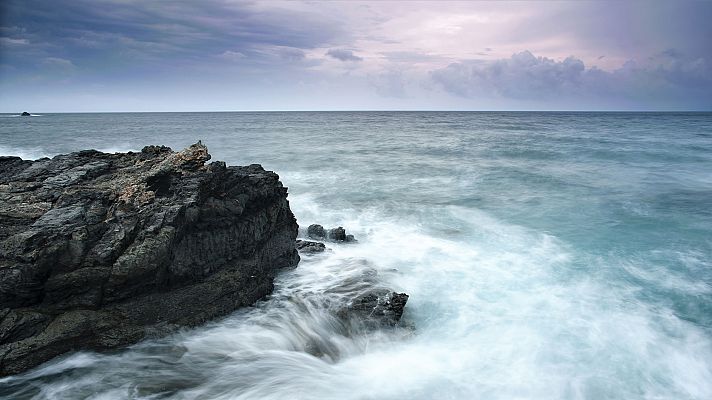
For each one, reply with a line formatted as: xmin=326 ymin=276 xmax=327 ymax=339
xmin=0 ymin=0 xmax=341 ymax=76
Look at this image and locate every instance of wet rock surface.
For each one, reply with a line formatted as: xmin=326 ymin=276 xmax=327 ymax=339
xmin=301 ymin=226 xmax=408 ymax=328
xmin=339 ymin=290 xmax=409 ymax=328
xmin=295 ymin=239 xmax=326 ymax=254
xmin=306 ymin=224 xmax=326 ymax=239
xmin=306 ymin=224 xmax=356 ymax=242
xmin=0 ymin=142 xmax=300 ymax=376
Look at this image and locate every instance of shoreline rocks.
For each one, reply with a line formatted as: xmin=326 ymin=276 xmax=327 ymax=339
xmin=0 ymin=143 xmax=299 ymax=376
xmin=295 ymin=239 xmax=326 ymax=254
xmin=306 ymin=224 xmax=356 ymax=242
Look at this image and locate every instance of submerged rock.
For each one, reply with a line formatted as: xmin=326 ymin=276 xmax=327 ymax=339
xmin=0 ymin=142 xmax=300 ymax=376
xmin=295 ymin=239 xmax=326 ymax=254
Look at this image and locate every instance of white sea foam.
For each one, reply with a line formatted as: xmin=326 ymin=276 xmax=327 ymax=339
xmin=7 ymin=192 xmax=704 ymax=399
xmin=0 ymin=145 xmax=142 ymax=160
xmin=95 ymin=197 xmax=708 ymax=400
xmin=0 ymin=145 xmax=52 ymax=160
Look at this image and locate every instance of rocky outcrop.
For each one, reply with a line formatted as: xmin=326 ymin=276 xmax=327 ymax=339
xmin=20 ymin=112 xmax=30 ymax=117
xmin=306 ymin=224 xmax=356 ymax=242
xmin=0 ymin=142 xmax=299 ymax=376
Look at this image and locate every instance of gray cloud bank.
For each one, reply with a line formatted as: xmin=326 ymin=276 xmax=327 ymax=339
xmin=430 ymin=51 xmax=712 ymax=109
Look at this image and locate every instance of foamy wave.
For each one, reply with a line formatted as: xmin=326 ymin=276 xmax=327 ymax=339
xmin=0 ymin=146 xmax=51 ymax=160
xmin=0 ymin=145 xmax=141 ymax=160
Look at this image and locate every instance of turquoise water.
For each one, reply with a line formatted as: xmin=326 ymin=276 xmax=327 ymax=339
xmin=1 ymin=112 xmax=711 ymax=399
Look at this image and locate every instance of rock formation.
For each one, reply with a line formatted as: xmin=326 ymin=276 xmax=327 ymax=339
xmin=0 ymin=142 xmax=300 ymax=376
xmin=295 ymin=239 xmax=326 ymax=254
xmin=306 ymin=224 xmax=356 ymax=242
xmin=339 ymin=290 xmax=409 ymax=328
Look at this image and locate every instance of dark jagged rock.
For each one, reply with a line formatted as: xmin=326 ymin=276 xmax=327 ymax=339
xmin=328 ymin=227 xmax=347 ymax=241
xmin=307 ymin=224 xmax=356 ymax=242
xmin=295 ymin=239 xmax=326 ymax=254
xmin=20 ymin=112 xmax=30 ymax=116
xmin=307 ymin=224 xmax=326 ymax=239
xmin=0 ymin=142 xmax=300 ymax=376
xmin=327 ymin=226 xmax=356 ymax=242
xmin=338 ymin=290 xmax=409 ymax=327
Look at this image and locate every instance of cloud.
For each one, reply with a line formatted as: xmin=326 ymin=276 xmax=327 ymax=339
xmin=326 ymin=49 xmax=362 ymax=62
xmin=369 ymin=70 xmax=407 ymax=98
xmin=430 ymin=50 xmax=712 ymax=108
xmin=219 ymin=50 xmax=246 ymax=61
xmin=42 ymin=57 xmax=75 ymax=69
xmin=0 ymin=0 xmax=343 ymax=71
xmin=431 ymin=51 xmax=585 ymax=98
xmin=275 ymin=47 xmax=306 ymax=61
xmin=0 ymin=37 xmax=29 ymax=46
xmin=1 ymin=1 xmax=712 ymax=110
xmin=252 ymin=45 xmax=306 ymax=62
xmin=39 ymin=57 xmax=76 ymax=79
xmin=380 ymin=51 xmax=444 ymax=64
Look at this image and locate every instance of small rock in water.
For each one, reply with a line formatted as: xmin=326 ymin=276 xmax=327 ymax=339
xmin=328 ymin=227 xmax=346 ymax=241
xmin=339 ymin=290 xmax=409 ymax=327
xmin=295 ymin=239 xmax=326 ymax=254
xmin=306 ymin=224 xmax=356 ymax=242
xmin=307 ymin=224 xmax=326 ymax=239
xmin=20 ymin=111 xmax=31 ymax=116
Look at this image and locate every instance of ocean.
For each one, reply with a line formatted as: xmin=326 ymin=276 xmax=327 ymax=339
xmin=1 ymin=112 xmax=711 ymax=399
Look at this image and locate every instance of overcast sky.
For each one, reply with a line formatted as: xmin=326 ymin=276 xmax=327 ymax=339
xmin=1 ymin=0 xmax=711 ymax=112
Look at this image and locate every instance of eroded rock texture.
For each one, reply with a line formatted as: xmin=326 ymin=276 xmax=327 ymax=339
xmin=0 ymin=142 xmax=299 ymax=376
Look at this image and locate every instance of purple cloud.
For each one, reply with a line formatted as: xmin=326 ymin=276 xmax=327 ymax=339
xmin=430 ymin=50 xmax=712 ymax=108
xmin=326 ymin=49 xmax=362 ymax=62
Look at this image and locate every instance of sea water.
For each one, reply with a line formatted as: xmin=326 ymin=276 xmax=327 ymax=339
xmin=1 ymin=112 xmax=711 ymax=399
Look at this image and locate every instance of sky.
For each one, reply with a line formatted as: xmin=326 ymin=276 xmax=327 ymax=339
xmin=1 ymin=0 xmax=711 ymax=112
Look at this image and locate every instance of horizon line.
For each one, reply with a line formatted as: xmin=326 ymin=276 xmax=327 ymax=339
xmin=3 ymin=110 xmax=712 ymax=114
